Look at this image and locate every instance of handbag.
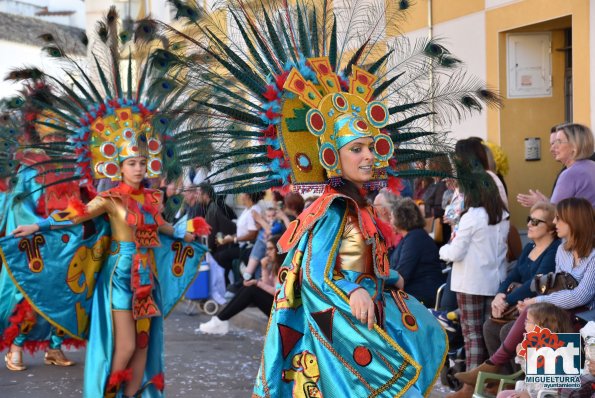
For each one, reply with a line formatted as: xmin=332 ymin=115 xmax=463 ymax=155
xmin=489 ymin=282 xmax=522 ymax=324
xmin=530 ymin=272 xmax=579 ymax=295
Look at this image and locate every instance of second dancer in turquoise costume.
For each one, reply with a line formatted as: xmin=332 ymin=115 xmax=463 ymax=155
xmin=0 ymin=8 xmax=210 ymax=398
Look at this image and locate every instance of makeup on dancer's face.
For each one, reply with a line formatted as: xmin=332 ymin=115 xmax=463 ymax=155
xmin=338 ymin=137 xmax=375 ymax=187
xmin=121 ymin=157 xmax=147 ymax=185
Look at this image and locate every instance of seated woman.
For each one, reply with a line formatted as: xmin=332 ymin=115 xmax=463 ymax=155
xmin=484 ymin=201 xmax=560 ymax=364
xmin=390 ymin=197 xmax=445 ymax=308
xmin=455 ymin=197 xmax=595 ymax=397
xmin=198 ymin=235 xmax=286 ymax=335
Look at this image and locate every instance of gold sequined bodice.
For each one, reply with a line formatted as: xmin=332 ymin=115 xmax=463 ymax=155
xmin=337 ymin=214 xmax=373 ymax=273
xmin=75 ymin=195 xmax=137 ymax=243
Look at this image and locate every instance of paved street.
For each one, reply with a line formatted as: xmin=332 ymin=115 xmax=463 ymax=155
xmin=0 ymin=303 xmax=452 ymax=397
xmin=0 ymin=304 xmax=263 ymax=398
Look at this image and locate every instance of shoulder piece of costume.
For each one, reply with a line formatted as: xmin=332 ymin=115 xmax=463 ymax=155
xmin=145 ymin=0 xmax=500 ymax=195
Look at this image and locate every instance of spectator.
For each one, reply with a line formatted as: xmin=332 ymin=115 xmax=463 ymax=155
xmin=518 ymin=123 xmax=595 ymax=207
xmin=275 ymin=192 xmax=305 ymax=228
xmin=373 ymin=188 xmax=402 ymax=249
xmin=242 ymin=206 xmax=286 ymax=281
xmin=423 ymin=156 xmax=453 ymax=245
xmin=456 ymin=197 xmax=595 ymax=395
xmin=390 ymin=197 xmax=444 ymax=307
xmin=484 ymin=201 xmax=560 ymax=368
xmin=218 ymin=191 xmax=264 ymax=285
xmin=195 ymin=182 xmax=237 ymax=280
xmin=197 ymin=235 xmax=286 ymax=335
xmin=459 ymin=138 xmax=508 ymax=207
xmin=439 ymin=139 xmax=510 ymax=398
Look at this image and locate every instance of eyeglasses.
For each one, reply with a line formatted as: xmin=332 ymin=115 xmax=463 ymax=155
xmin=527 ymin=216 xmax=547 ymax=226
xmin=552 ymin=139 xmax=569 ymax=146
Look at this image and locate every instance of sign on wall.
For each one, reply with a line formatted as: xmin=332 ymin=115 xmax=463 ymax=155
xmin=507 ymin=33 xmax=552 ymax=98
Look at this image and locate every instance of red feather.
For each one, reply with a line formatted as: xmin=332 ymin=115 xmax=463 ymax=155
xmin=266 ymin=146 xmax=284 ymax=160
xmin=386 ymin=176 xmax=404 ymax=195
xmin=272 ymin=185 xmax=291 ymax=195
xmin=375 ymin=217 xmax=401 ymax=248
xmin=275 ymin=71 xmax=290 ymax=91
xmin=107 ymin=368 xmax=133 ymax=387
xmin=263 ymin=85 xmax=279 ymax=101
xmin=151 ymin=372 xmax=165 ymax=391
xmin=35 ymin=194 xmax=47 ymax=216
xmin=191 ymin=217 xmax=211 ymax=236
xmin=63 ymin=338 xmax=86 ymax=350
xmin=262 ymin=125 xmax=277 ymax=139
xmin=0 ymin=301 xmax=37 ymax=351
xmin=68 ymin=197 xmax=88 ymax=217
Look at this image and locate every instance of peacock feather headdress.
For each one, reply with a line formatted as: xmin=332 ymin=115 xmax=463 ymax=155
xmin=1 ymin=7 xmax=199 ymax=207
xmin=134 ymin=0 xmax=499 ymax=194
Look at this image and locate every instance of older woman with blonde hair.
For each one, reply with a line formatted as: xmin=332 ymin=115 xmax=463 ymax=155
xmin=518 ymin=123 xmax=595 ymax=207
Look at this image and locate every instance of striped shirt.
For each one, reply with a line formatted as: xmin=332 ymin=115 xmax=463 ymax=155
xmin=536 ymin=243 xmax=595 ymax=309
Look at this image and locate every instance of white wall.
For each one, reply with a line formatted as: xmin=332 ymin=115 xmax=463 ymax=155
xmin=398 ymin=11 xmax=489 ymax=141
xmin=434 ymin=11 xmax=488 ymax=141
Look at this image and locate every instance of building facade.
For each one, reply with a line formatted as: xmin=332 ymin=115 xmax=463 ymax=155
xmin=395 ymin=0 xmax=592 ymax=227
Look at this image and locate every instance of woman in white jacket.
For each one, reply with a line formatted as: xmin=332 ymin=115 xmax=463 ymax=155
xmin=439 ymin=138 xmax=510 ymax=398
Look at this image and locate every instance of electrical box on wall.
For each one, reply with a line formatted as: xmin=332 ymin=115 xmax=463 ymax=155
xmin=524 ymin=137 xmax=541 ymax=161
xmin=507 ymin=32 xmax=552 ymax=98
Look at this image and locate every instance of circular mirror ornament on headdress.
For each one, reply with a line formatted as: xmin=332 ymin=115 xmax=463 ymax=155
xmin=148 ymin=138 xmax=161 ymax=155
xmin=148 ymin=158 xmax=162 ymax=174
xmin=319 ymin=142 xmax=339 ymax=171
xmin=332 ymin=93 xmax=349 ymax=112
xmin=352 ymin=117 xmax=371 ymax=134
xmin=122 ymin=128 xmax=136 ymax=142
xmin=306 ymin=109 xmax=326 ymax=136
xmin=366 ymin=102 xmax=389 ymax=128
xmin=101 ymin=142 xmax=118 ymax=159
xmin=373 ymin=134 xmax=394 ymax=162
xmin=102 ymin=161 xmax=120 ymax=179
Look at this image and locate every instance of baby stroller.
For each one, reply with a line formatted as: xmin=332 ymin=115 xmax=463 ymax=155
xmin=183 ymin=252 xmax=226 ymax=316
xmin=431 ymin=266 xmax=466 ymax=392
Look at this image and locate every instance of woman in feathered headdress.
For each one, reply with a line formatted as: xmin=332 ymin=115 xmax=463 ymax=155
xmin=144 ymin=0 xmax=500 ymax=395
xmin=0 ymin=8 xmax=209 ymax=398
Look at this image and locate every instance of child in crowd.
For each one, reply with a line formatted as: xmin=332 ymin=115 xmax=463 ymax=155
xmin=243 ymin=206 xmax=286 ymax=281
xmin=496 ymin=302 xmax=574 ymax=398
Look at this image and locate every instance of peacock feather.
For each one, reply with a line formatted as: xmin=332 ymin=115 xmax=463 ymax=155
xmin=141 ymin=0 xmax=501 ymax=193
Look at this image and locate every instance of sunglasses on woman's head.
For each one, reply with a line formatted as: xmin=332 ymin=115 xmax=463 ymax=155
xmin=527 ymin=216 xmax=546 ymax=226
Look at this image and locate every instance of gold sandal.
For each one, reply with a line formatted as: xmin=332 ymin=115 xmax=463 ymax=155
xmin=5 ymin=350 xmax=26 ymax=371
xmin=44 ymin=349 xmax=75 ymax=367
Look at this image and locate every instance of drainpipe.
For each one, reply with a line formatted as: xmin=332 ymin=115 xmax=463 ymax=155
xmin=428 ymin=0 xmax=435 ymax=142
